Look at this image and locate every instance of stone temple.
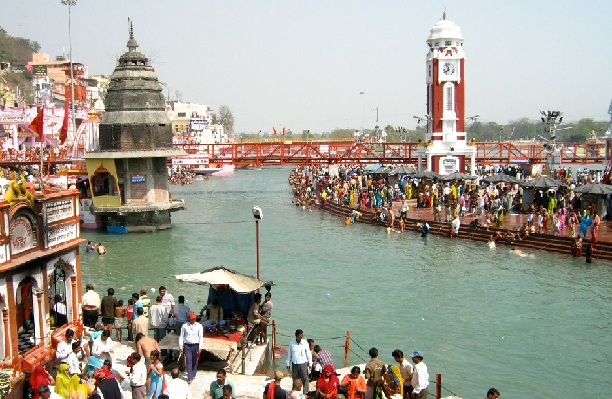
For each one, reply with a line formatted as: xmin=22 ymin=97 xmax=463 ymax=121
xmin=84 ymin=23 xmax=185 ymax=233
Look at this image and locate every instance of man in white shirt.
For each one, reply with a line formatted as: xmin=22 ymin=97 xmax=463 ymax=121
xmin=149 ymin=295 xmax=169 ymax=342
xmin=128 ymin=352 xmax=147 ymax=399
xmin=286 ymin=329 xmax=312 ymax=394
xmin=179 ymin=312 xmax=203 ymax=384
xmin=66 ymin=342 xmax=84 ymax=376
xmin=159 ymin=286 xmax=175 ymax=313
xmin=166 ymin=367 xmax=191 ymax=399
xmin=91 ymin=329 xmax=113 ymax=362
xmin=410 ymin=351 xmax=429 ymax=399
xmin=392 ymin=349 xmax=414 ymax=398
xmin=37 ymin=385 xmax=63 ymax=399
xmin=81 ymin=283 xmax=101 ymax=328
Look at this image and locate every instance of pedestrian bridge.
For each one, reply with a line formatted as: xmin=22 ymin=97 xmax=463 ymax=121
xmin=0 ymin=140 xmax=606 ymax=167
xmin=174 ymin=140 xmax=608 ymax=166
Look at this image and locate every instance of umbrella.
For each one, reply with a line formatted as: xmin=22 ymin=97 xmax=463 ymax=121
xmin=412 ymin=170 xmax=441 ymax=180
xmin=438 ymin=172 xmax=478 ymax=182
xmin=370 ymin=166 xmax=393 ymax=175
xmin=389 ymin=165 xmax=416 ymax=176
xmin=520 ymin=175 xmax=567 ymax=190
xmin=572 ymin=183 xmax=612 ymax=195
xmin=175 ymin=266 xmax=271 ymax=293
xmin=363 ymin=164 xmax=382 ymax=172
xmin=482 ymin=174 xmax=521 ymax=184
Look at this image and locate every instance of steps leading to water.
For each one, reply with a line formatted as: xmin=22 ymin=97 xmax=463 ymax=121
xmin=319 ymin=202 xmax=612 ymax=262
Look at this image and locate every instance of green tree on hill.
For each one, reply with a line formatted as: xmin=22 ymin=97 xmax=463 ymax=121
xmin=0 ymin=27 xmax=40 ymax=66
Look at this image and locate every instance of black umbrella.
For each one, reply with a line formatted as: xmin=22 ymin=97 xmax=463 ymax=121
xmin=520 ymin=175 xmax=567 ymax=190
xmin=371 ymin=166 xmax=393 ymax=175
xmin=389 ymin=165 xmax=416 ymax=176
xmin=412 ymin=170 xmax=441 ymax=180
xmin=482 ymin=174 xmax=521 ymax=184
xmin=573 ymin=183 xmax=612 ymax=195
xmin=438 ymin=172 xmax=478 ymax=182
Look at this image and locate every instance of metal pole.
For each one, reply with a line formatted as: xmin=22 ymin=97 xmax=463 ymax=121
xmin=256 ymin=219 xmax=260 ymax=281
xmin=68 ymin=1 xmax=76 ymax=146
xmin=436 ymin=373 xmax=441 ymax=399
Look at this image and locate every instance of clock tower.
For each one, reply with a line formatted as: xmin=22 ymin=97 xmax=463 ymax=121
xmin=417 ymin=12 xmax=476 ymax=175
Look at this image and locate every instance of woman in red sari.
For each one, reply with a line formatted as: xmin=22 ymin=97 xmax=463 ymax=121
xmin=29 ymin=365 xmax=54 ymax=399
xmin=316 ymin=364 xmax=339 ymax=399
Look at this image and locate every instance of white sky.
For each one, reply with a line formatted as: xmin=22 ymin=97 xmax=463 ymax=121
xmin=2 ymin=0 xmax=611 ymax=133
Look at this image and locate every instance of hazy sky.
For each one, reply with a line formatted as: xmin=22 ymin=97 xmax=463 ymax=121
xmin=3 ymin=0 xmax=611 ymax=134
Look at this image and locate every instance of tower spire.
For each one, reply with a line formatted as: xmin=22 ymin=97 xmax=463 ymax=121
xmin=126 ymin=17 xmax=139 ymax=52
xmin=442 ymin=7 xmax=447 ymax=20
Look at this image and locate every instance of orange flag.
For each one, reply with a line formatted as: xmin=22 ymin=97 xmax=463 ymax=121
xmin=60 ymin=99 xmax=69 ymax=144
xmin=28 ymin=106 xmax=45 ymax=141
xmin=282 ymin=127 xmax=285 ymax=136
xmin=273 ymin=127 xmax=277 ymax=135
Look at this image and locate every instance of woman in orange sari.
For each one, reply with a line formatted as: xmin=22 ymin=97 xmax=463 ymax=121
xmin=340 ymin=366 xmax=366 ymax=399
xmin=316 ymin=364 xmax=339 ymax=399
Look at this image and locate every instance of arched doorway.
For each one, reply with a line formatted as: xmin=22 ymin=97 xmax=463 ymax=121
xmin=16 ymin=277 xmax=37 ymax=354
xmin=49 ymin=262 xmax=69 ymax=327
xmin=91 ymin=166 xmax=118 ymax=197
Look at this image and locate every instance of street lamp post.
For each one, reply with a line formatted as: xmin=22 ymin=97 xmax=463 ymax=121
xmin=359 ymin=91 xmax=365 ymax=134
xmin=413 ymin=115 xmax=432 ymax=143
xmin=252 ymin=206 xmax=263 ymax=283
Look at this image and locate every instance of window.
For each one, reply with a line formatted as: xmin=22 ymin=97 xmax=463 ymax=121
xmin=445 ymin=40 xmax=452 ymax=46
xmin=434 ymin=42 xmax=439 ymax=47
xmin=446 ymin=85 xmax=453 ymax=111
xmin=178 ymin=112 xmax=186 ymax=117
xmin=428 ymin=64 xmax=432 ymax=77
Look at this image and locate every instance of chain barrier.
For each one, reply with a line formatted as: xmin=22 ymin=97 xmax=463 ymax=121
xmin=349 ymin=337 xmax=369 ymax=354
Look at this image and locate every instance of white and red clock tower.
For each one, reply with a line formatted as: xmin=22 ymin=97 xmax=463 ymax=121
xmin=417 ymin=12 xmax=476 ymax=175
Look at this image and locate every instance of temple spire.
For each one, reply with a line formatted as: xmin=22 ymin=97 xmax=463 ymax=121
xmin=126 ymin=17 xmax=139 ymax=52
xmin=442 ymin=8 xmax=447 ymax=20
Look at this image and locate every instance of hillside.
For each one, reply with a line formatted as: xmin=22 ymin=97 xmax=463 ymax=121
xmin=0 ymin=27 xmax=40 ymax=67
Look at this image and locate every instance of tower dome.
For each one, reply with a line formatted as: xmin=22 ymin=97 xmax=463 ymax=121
xmin=99 ymin=20 xmax=172 ymax=150
xmin=427 ymin=12 xmax=464 ymax=45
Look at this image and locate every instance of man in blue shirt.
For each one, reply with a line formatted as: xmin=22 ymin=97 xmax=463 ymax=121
xmin=286 ymin=329 xmax=312 ymax=394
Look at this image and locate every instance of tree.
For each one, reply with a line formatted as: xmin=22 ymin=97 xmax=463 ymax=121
xmin=218 ymin=105 xmax=234 ymax=138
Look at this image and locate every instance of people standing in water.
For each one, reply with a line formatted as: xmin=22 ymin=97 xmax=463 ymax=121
xmin=97 ymin=243 xmax=106 ymax=254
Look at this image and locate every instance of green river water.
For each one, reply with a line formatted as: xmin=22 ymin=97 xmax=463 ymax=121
xmin=80 ymin=166 xmax=611 ymax=398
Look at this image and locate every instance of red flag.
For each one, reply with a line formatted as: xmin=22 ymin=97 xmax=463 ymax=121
xmin=60 ymin=100 xmax=69 ymax=144
xmin=282 ymin=127 xmax=285 ymax=136
xmin=28 ymin=106 xmax=45 ymax=141
xmin=273 ymin=127 xmax=277 ymax=135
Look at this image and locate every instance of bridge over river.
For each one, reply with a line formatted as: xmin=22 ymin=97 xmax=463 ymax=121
xmin=0 ymin=140 xmax=606 ymax=167
xmin=174 ymin=140 xmax=608 ymax=167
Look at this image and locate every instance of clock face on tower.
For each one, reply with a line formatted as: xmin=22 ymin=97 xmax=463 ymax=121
xmin=442 ymin=62 xmax=455 ymax=75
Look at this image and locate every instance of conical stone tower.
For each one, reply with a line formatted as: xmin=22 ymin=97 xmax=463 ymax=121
xmin=85 ymin=21 xmax=185 ymax=233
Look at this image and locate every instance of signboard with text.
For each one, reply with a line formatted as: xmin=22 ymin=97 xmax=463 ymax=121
xmin=131 ymin=174 xmax=146 ymax=183
xmin=47 ymin=223 xmax=78 ymax=247
xmin=10 ymin=216 xmax=35 ymax=255
xmin=45 ymin=199 xmax=74 ymax=224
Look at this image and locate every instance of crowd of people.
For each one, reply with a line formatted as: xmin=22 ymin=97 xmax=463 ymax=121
xmin=282 ymin=329 xmax=499 ymax=399
xmin=31 ymin=282 xmax=278 ymax=399
xmin=288 ymin=164 xmax=609 ymax=256
xmin=168 ymin=166 xmax=195 ymax=185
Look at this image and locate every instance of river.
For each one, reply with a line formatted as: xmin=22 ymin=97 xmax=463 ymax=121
xmin=80 ymin=166 xmax=611 ymax=398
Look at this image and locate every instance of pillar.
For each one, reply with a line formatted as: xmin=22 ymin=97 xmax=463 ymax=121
xmin=36 ymin=292 xmax=44 ymax=347
xmin=70 ymin=276 xmax=78 ymax=324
